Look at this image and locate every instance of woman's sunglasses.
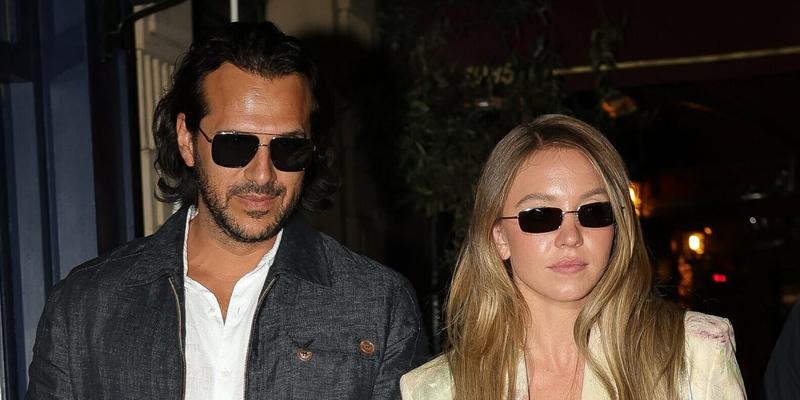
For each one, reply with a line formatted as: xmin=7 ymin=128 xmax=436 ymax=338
xmin=498 ymin=201 xmax=615 ymax=233
xmin=198 ymin=128 xmax=315 ymax=171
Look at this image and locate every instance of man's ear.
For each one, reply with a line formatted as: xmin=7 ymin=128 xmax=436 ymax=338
xmin=176 ymin=113 xmax=195 ymax=167
xmin=492 ymin=224 xmax=511 ymax=261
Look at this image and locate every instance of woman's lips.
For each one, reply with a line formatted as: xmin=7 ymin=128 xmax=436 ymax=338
xmin=548 ymin=258 xmax=588 ymax=273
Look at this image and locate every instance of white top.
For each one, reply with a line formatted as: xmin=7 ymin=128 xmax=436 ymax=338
xmin=182 ymin=207 xmax=283 ymax=400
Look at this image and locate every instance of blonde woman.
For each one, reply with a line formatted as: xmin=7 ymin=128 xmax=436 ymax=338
xmin=400 ymin=114 xmax=746 ymax=400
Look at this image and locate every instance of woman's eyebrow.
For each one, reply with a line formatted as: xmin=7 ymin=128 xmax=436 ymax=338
xmin=514 ymin=193 xmax=554 ymax=208
xmin=513 ymin=188 xmax=608 ymax=208
xmin=579 ymin=187 xmax=608 ymax=201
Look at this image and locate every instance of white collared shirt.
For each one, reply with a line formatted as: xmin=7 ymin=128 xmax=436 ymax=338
xmin=182 ymin=206 xmax=282 ymax=400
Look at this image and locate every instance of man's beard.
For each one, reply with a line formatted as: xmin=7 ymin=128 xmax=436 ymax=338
xmin=194 ymin=155 xmax=300 ymax=243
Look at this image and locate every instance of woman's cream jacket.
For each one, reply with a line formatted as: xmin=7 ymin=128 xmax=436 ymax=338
xmin=400 ymin=311 xmax=746 ymax=400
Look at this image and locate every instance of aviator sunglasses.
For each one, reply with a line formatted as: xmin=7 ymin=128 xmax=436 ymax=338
xmin=198 ymin=128 xmax=315 ymax=171
xmin=498 ymin=201 xmax=615 ymax=233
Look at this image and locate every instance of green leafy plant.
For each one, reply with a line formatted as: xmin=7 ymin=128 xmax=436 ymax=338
xmin=376 ymin=0 xmax=569 ymax=250
xmin=371 ymin=0 xmax=626 ymax=347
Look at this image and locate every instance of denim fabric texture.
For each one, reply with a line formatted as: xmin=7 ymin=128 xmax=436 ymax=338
xmin=26 ymin=208 xmax=429 ymax=399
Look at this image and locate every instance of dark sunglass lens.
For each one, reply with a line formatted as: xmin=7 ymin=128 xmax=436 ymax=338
xmin=270 ymin=137 xmax=315 ymax=172
xmin=518 ymin=207 xmax=563 ymax=233
xmin=578 ymin=202 xmax=614 ymax=228
xmin=212 ymin=134 xmax=259 ymax=167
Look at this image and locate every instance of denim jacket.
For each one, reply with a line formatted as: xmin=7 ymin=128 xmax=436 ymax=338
xmin=27 ymin=208 xmax=429 ymax=399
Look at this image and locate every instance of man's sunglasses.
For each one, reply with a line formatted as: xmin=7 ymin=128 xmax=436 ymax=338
xmin=498 ymin=201 xmax=615 ymax=233
xmin=198 ymin=128 xmax=315 ymax=172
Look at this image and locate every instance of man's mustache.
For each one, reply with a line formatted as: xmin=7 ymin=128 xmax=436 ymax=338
xmin=227 ymin=181 xmax=285 ymax=198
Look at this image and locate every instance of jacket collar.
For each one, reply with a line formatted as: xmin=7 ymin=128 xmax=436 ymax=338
xmin=124 ymin=207 xmax=332 ymax=287
xmin=123 ymin=207 xmax=188 ymax=286
xmin=267 ymin=212 xmax=332 ymax=287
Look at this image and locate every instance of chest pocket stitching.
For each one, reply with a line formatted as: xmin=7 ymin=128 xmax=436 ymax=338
xmin=287 ymin=328 xmax=380 ymax=398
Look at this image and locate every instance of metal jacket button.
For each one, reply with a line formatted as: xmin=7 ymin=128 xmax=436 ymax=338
xmin=359 ymin=339 xmax=375 ymax=355
xmin=296 ymin=349 xmax=313 ymax=362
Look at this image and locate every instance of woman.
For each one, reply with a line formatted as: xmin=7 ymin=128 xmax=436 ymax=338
xmin=400 ymin=114 xmax=745 ymax=400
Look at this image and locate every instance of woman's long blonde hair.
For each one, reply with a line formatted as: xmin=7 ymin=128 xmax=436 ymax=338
xmin=445 ymin=114 xmax=686 ymax=400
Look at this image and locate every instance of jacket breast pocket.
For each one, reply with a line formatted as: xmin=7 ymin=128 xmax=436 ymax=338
xmin=288 ymin=327 xmax=379 ymax=399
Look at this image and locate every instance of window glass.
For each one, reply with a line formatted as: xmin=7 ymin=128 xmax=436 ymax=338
xmin=0 ymin=83 xmax=9 ymax=400
xmin=0 ymin=0 xmax=14 ymax=43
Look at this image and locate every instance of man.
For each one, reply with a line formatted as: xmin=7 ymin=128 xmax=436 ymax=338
xmin=27 ymin=22 xmax=428 ymax=399
xmin=764 ymin=300 xmax=800 ymax=399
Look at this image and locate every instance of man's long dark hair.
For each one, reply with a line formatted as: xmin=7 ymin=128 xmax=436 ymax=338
xmin=152 ymin=21 xmax=337 ymax=212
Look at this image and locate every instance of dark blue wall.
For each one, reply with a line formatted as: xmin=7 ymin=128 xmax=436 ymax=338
xmin=1 ymin=0 xmax=138 ymax=397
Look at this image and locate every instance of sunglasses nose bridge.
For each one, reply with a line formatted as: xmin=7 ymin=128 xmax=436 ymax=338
xmin=242 ymin=141 xmax=278 ymax=181
xmin=247 ymin=143 xmax=270 ymax=166
xmin=252 ymin=133 xmax=274 ymax=147
xmin=555 ymin=209 xmax=584 ymax=247
xmin=562 ymin=209 xmax=580 ymax=223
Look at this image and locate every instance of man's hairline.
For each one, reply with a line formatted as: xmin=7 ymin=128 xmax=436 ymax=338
xmin=189 ymin=64 xmax=317 ymax=139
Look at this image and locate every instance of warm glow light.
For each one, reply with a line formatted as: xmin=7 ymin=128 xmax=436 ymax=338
xmin=628 ymin=182 xmax=642 ymax=216
xmin=704 ymin=227 xmax=713 ymax=235
xmin=688 ymin=235 xmax=701 ymax=250
xmin=712 ymin=273 xmax=728 ymax=283
xmin=688 ymin=232 xmax=705 ymax=255
xmin=601 ymin=95 xmax=637 ymax=119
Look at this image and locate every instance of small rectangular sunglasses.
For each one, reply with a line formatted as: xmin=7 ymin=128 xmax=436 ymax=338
xmin=498 ymin=201 xmax=615 ymax=233
xmin=198 ymin=128 xmax=315 ymax=171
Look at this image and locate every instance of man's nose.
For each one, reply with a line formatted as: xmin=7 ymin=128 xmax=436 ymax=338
xmin=243 ymin=144 xmax=275 ymax=185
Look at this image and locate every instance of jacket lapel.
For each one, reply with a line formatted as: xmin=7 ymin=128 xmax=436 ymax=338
xmin=266 ymin=213 xmax=332 ymax=287
xmin=123 ymin=207 xmax=188 ymax=286
xmin=581 ymin=327 xmax=609 ymax=400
